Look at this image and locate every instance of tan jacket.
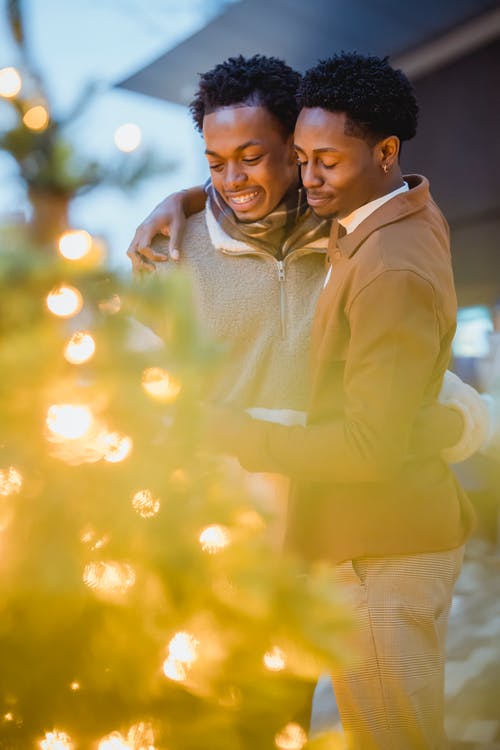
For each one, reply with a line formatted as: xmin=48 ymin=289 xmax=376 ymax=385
xmin=217 ymin=176 xmax=475 ymax=562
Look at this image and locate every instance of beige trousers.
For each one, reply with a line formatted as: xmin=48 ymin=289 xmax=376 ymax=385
xmin=329 ymin=547 xmax=464 ymax=750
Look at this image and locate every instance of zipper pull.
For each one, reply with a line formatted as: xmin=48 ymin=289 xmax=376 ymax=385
xmin=277 ymin=260 xmax=286 ymax=338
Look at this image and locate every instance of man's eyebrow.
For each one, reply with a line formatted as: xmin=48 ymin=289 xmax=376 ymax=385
xmin=205 ymin=140 xmax=262 ymax=156
xmin=293 ymin=145 xmax=339 ymax=154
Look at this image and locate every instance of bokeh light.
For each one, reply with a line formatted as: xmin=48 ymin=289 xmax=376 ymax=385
xmin=141 ymin=367 xmax=181 ymax=403
xmin=23 ymin=104 xmax=49 ymax=131
xmin=263 ymin=646 xmax=287 ymax=672
xmin=97 ymin=733 xmax=130 ymax=750
xmin=46 ymin=404 xmax=93 ymax=440
xmin=102 ymin=432 xmax=133 ymax=463
xmin=199 ymin=524 xmax=231 ymax=554
xmin=114 ymin=122 xmax=142 ymax=152
xmin=132 ymin=489 xmax=160 ymax=518
xmin=274 ymin=723 xmax=307 ymax=750
xmin=83 ymin=561 xmax=136 ymax=596
xmin=58 ymin=229 xmax=92 ymax=260
xmin=0 ymin=466 xmax=23 ymax=496
xmin=39 ymin=730 xmax=74 ymax=750
xmin=0 ymin=66 xmax=22 ymax=97
xmin=64 ymin=331 xmax=96 ymax=364
xmin=46 ymin=285 xmax=83 ymax=318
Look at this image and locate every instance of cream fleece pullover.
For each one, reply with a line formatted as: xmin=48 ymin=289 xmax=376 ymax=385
xmin=153 ymin=207 xmax=328 ymax=419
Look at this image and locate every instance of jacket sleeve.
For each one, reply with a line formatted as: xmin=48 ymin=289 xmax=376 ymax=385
xmin=209 ymin=269 xmax=449 ymax=481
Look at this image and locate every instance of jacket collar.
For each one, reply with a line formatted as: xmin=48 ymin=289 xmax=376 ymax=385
xmin=328 ymin=175 xmax=430 ymax=260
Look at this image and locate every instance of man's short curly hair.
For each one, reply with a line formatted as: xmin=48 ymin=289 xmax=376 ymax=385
xmin=298 ymin=52 xmax=418 ymax=144
xmin=190 ymin=54 xmax=301 ymax=136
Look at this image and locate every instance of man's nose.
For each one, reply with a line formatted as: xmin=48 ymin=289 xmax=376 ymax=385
xmin=300 ymin=161 xmax=322 ymax=189
xmin=224 ymin=162 xmax=247 ymax=189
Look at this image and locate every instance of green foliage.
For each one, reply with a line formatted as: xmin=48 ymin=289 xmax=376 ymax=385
xmin=0 ymin=240 xmax=350 ymax=749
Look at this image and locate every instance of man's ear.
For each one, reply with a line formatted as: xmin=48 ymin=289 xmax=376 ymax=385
xmin=286 ymin=135 xmax=298 ymax=165
xmin=377 ymin=135 xmax=400 ymax=168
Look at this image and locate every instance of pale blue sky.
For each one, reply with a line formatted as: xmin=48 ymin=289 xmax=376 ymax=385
xmin=0 ymin=0 xmax=235 ymax=267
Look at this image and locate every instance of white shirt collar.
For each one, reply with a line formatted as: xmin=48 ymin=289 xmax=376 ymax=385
xmin=338 ymin=181 xmax=409 ymax=235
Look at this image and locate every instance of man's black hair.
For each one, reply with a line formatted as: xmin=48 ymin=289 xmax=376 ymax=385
xmin=190 ymin=54 xmax=301 ymax=136
xmin=298 ymin=52 xmax=418 ymax=144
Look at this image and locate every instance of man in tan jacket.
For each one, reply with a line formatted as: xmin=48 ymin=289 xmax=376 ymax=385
xmin=207 ymin=53 xmax=476 ymax=749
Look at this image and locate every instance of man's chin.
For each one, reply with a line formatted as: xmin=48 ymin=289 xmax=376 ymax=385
xmin=311 ymin=205 xmax=337 ymax=219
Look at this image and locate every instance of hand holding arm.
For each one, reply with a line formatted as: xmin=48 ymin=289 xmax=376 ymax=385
xmin=126 ymin=186 xmax=207 ymax=273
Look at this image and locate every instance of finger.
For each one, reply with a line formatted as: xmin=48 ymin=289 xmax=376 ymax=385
xmin=168 ymin=217 xmax=186 ymax=262
xmin=135 ymin=244 xmax=170 ymax=263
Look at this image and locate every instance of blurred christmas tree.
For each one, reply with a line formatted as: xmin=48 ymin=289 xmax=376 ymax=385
xmin=0 ymin=3 xmax=350 ymax=749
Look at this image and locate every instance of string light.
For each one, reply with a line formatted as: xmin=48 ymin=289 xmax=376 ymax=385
xmin=127 ymin=722 xmax=156 ymax=750
xmin=163 ymin=631 xmax=199 ymax=682
xmin=23 ymin=104 xmax=49 ymax=131
xmin=114 ymin=123 xmax=142 ymax=153
xmin=69 ymin=681 xmax=80 ymax=691
xmin=58 ymin=230 xmax=92 ymax=260
xmin=0 ymin=466 xmax=23 ymax=496
xmin=263 ymin=646 xmax=287 ymax=672
xmin=98 ymin=733 xmax=130 ymax=750
xmin=64 ymin=332 xmax=96 ymax=364
xmin=102 ymin=432 xmax=133 ymax=463
xmin=162 ymin=656 xmax=187 ymax=682
xmin=0 ymin=66 xmax=22 ymax=98
xmin=83 ymin=561 xmax=136 ymax=596
xmin=46 ymin=285 xmax=83 ymax=318
xmin=199 ymin=524 xmax=231 ymax=554
xmin=274 ymin=723 xmax=307 ymax=750
xmin=46 ymin=404 xmax=93 ymax=440
xmin=132 ymin=489 xmax=160 ymax=518
xmin=80 ymin=527 xmax=110 ymax=551
xmin=39 ymin=730 xmax=74 ymax=750
xmin=141 ymin=368 xmax=181 ymax=403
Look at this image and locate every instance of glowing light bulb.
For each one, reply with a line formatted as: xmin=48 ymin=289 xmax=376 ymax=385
xmin=46 ymin=285 xmax=83 ymax=318
xmin=114 ymin=123 xmax=142 ymax=152
xmin=98 ymin=732 xmax=131 ymax=750
xmin=23 ymin=104 xmax=49 ymax=131
xmin=3 ymin=712 xmax=14 ymax=722
xmin=199 ymin=524 xmax=231 ymax=554
xmin=69 ymin=681 xmax=80 ymax=691
xmin=168 ymin=631 xmax=199 ymax=664
xmin=64 ymin=331 xmax=96 ymax=364
xmin=83 ymin=561 xmax=136 ymax=596
xmin=0 ymin=66 xmax=22 ymax=97
xmin=46 ymin=404 xmax=93 ymax=440
xmin=263 ymin=646 xmax=287 ymax=672
xmin=132 ymin=489 xmax=160 ymax=518
xmin=39 ymin=730 xmax=74 ymax=750
xmin=58 ymin=229 xmax=92 ymax=260
xmin=162 ymin=655 xmax=187 ymax=682
xmin=0 ymin=466 xmax=23 ymax=496
xmin=102 ymin=432 xmax=133 ymax=463
xmin=127 ymin=722 xmax=156 ymax=750
xmin=274 ymin=723 xmax=307 ymax=750
xmin=141 ymin=367 xmax=181 ymax=403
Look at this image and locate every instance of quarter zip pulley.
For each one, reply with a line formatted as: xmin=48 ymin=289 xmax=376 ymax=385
xmin=277 ymin=260 xmax=286 ymax=338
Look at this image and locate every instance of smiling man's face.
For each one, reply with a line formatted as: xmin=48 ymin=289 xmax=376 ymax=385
xmin=203 ymin=104 xmax=298 ymax=221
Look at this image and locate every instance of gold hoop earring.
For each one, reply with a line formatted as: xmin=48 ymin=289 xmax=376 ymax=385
xmin=382 ymin=163 xmax=389 ymax=174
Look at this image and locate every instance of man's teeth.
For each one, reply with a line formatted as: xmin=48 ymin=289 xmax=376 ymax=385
xmin=230 ymin=191 xmax=259 ymax=204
